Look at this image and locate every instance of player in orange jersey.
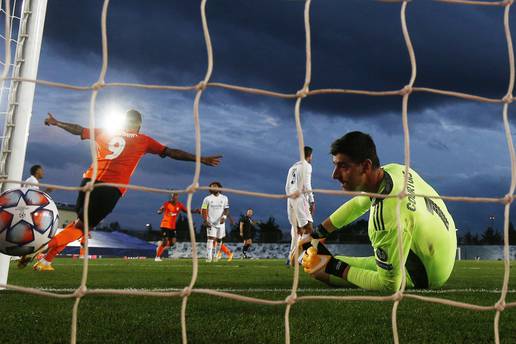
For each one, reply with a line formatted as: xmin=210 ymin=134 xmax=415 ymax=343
xmin=19 ymin=110 xmax=222 ymax=271
xmin=155 ymin=192 xmax=199 ymax=261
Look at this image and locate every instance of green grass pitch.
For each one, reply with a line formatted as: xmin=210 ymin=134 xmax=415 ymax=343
xmin=0 ymin=258 xmax=515 ymax=344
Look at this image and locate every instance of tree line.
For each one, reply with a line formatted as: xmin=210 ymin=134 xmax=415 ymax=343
xmin=96 ymin=216 xmax=516 ymax=245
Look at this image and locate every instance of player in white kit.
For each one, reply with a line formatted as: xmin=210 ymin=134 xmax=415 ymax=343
xmin=285 ymin=146 xmax=315 ymax=265
xmin=201 ymin=181 xmax=230 ymax=262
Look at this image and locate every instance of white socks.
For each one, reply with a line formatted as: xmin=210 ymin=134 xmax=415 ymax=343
xmin=207 ymin=239 xmax=214 ymax=259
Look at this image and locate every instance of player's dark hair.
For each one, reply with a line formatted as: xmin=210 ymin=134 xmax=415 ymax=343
xmin=30 ymin=164 xmax=42 ymax=176
xmin=304 ymin=146 xmax=313 ymax=159
xmin=209 ymin=181 xmax=222 ymax=188
xmin=126 ymin=109 xmax=142 ymax=126
xmin=330 ymin=131 xmax=380 ymax=168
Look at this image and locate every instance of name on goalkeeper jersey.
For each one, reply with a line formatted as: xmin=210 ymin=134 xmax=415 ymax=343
xmin=403 ymin=170 xmax=417 ymax=212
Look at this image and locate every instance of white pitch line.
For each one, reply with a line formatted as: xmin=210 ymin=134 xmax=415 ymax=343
xmin=50 ymin=263 xmax=269 ymax=268
xmin=10 ymin=287 xmax=516 ymax=294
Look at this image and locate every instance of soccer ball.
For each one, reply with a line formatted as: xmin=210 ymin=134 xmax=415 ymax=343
xmin=0 ymin=188 xmax=59 ymax=256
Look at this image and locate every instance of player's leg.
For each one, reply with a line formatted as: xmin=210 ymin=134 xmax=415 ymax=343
xmin=216 ymin=225 xmax=232 ymax=261
xmin=287 ymin=225 xmax=297 ymax=265
xmin=168 ymin=235 xmax=177 ymax=258
xmin=247 ymin=239 xmax=253 ymax=258
xmin=242 ymin=238 xmax=251 ymax=259
xmin=213 ymin=239 xmax=220 ymax=261
xmin=219 ymin=242 xmax=232 ymax=261
xmin=22 ymin=180 xmax=91 ymax=268
xmin=286 ymin=199 xmax=296 ymax=265
xmin=36 ymin=179 xmax=92 ymax=268
xmin=155 ymin=243 xmax=162 ymax=261
xmin=213 ymin=226 xmax=223 ymax=261
xmin=415 ymin=223 xmax=457 ymax=289
xmin=79 ymin=236 xmax=86 ymax=258
xmin=77 ymin=232 xmax=92 ymax=259
xmin=34 ymin=182 xmax=121 ymax=270
xmin=288 ymin=196 xmax=314 ymax=266
xmin=242 ymin=239 xmax=248 ymax=259
xmin=206 ymin=225 xmax=217 ymax=262
xmin=155 ymin=229 xmax=168 ymax=261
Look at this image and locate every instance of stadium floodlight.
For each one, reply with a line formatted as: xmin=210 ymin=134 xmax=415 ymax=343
xmin=101 ymin=103 xmax=126 ymax=134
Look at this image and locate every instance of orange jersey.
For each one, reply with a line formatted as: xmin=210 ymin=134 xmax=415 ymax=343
xmin=159 ymin=201 xmax=187 ymax=230
xmin=81 ymin=128 xmax=166 ymax=194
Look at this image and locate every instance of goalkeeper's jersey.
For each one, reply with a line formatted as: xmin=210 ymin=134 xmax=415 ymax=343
xmin=329 ymin=163 xmax=456 ymax=290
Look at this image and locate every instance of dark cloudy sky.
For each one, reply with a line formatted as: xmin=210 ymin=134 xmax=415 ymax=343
xmin=9 ymin=0 xmax=516 ymax=236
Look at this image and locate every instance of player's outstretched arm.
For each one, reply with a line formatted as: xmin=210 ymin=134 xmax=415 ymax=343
xmin=309 ymin=195 xmax=371 ymax=239
xmin=44 ymin=112 xmax=84 ymax=136
xmin=162 ymin=147 xmax=222 ymax=166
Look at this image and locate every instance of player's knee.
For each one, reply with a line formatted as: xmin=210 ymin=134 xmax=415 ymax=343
xmin=429 ymin=275 xmax=449 ymax=289
xmin=75 ymin=219 xmax=86 ymax=231
xmin=379 ymin=275 xmax=402 ymax=293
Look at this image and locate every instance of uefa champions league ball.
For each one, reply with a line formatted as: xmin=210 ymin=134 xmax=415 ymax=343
xmin=0 ymin=188 xmax=59 ymax=256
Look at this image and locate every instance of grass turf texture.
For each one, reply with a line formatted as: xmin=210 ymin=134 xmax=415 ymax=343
xmin=0 ymin=259 xmax=515 ymax=344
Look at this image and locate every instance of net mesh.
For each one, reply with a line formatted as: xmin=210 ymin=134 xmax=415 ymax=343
xmin=0 ymin=0 xmax=515 ymax=343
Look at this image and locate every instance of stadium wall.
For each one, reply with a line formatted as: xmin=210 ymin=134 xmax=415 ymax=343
xmin=164 ymin=243 xmax=516 ymax=260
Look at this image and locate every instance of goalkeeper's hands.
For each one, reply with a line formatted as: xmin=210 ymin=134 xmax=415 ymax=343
xmin=302 ymin=246 xmax=331 ymax=274
xmin=289 ymin=224 xmax=329 ymax=266
xmin=289 ymin=233 xmax=319 ymax=267
xmin=301 ymin=245 xmax=349 ymax=279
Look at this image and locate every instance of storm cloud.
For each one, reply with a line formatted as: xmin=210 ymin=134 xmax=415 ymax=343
xmin=13 ymin=0 xmax=515 ymax=235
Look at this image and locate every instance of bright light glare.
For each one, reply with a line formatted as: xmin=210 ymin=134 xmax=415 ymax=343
xmin=101 ymin=105 xmax=126 ymax=134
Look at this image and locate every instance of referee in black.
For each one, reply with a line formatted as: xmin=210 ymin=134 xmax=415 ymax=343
xmin=240 ymin=208 xmax=255 ymax=259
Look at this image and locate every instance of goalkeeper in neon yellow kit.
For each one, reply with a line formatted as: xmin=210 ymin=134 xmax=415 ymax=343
xmin=301 ymin=131 xmax=457 ymax=291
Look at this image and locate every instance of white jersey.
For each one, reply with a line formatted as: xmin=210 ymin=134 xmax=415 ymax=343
xmin=201 ymin=194 xmax=229 ymax=227
xmin=285 ymin=160 xmax=314 ymax=203
xmin=23 ymin=175 xmax=40 ymax=190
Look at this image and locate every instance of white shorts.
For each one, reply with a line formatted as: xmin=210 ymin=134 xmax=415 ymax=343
xmin=287 ymin=197 xmax=312 ymax=228
xmin=207 ymin=224 xmax=226 ymax=239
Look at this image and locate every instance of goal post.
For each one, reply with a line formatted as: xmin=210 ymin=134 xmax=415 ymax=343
xmin=0 ymin=0 xmax=48 ymax=287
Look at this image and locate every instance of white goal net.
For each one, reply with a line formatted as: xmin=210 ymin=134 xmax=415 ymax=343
xmin=0 ymin=1 xmax=514 ymax=344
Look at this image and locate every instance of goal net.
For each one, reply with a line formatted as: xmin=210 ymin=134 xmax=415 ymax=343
xmin=0 ymin=1 xmax=514 ymax=344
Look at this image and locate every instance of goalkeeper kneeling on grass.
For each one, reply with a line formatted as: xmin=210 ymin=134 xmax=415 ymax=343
xmin=300 ymin=132 xmax=457 ymax=291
